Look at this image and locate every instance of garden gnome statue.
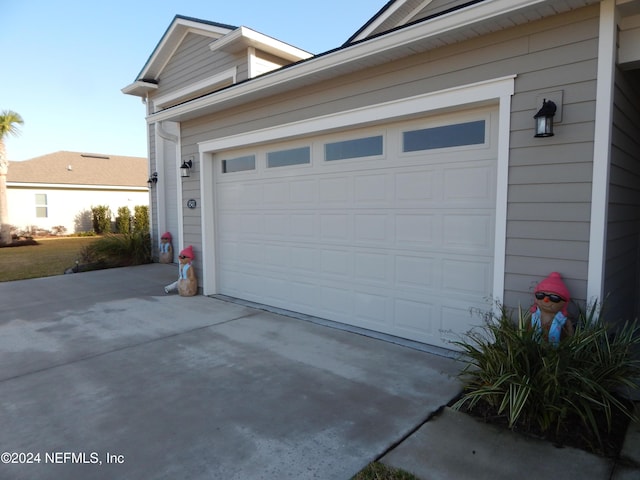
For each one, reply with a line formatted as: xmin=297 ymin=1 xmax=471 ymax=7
xmin=164 ymin=245 xmax=197 ymax=296
xmin=530 ymin=271 xmax=574 ymax=345
xmin=159 ymin=232 xmax=173 ymax=264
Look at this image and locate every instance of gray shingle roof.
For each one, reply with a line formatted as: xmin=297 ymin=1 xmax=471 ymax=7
xmin=7 ymin=151 xmax=148 ymax=188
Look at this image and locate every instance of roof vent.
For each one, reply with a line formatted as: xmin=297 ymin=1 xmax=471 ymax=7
xmin=67 ymin=165 xmax=73 ymax=171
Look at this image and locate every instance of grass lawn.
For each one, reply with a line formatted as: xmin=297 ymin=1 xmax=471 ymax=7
xmin=0 ymin=237 xmax=98 ymax=282
xmin=351 ymin=462 xmax=419 ymax=479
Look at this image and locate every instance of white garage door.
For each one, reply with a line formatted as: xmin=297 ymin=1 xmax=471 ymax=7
xmin=213 ymin=108 xmax=497 ymax=349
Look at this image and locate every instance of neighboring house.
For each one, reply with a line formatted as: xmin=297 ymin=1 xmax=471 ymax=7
xmin=7 ymin=151 xmax=149 ymax=235
xmin=123 ymin=0 xmax=640 ymax=350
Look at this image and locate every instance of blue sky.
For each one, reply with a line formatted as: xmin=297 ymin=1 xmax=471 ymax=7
xmin=1 ymin=0 xmax=386 ymax=161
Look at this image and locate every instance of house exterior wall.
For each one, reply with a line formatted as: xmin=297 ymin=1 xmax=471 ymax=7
xmin=151 ymin=32 xmax=241 ymax=108
xmin=7 ymin=186 xmax=148 ymax=234
xmin=604 ymin=66 xmax=640 ymax=323
xmin=173 ymin=5 xmax=600 ymax=310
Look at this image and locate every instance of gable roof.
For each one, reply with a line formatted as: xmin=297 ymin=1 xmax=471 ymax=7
xmin=122 ymin=15 xmax=238 ymax=97
xmin=7 ymin=151 xmax=148 ymax=188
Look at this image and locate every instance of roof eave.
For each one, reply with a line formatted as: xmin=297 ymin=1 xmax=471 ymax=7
xmin=146 ymin=0 xmax=598 ymax=123
xmin=122 ymin=80 xmax=159 ymax=97
xmin=211 ymin=26 xmax=313 ymax=61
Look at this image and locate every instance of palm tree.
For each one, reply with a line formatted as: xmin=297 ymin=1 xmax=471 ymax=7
xmin=0 ymin=110 xmax=24 ymax=245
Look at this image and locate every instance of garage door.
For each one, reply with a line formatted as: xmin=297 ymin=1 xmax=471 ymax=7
xmin=213 ymin=108 xmax=497 ymax=349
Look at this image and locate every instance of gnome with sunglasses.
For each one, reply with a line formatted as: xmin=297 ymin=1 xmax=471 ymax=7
xmin=530 ymin=271 xmax=574 ymax=345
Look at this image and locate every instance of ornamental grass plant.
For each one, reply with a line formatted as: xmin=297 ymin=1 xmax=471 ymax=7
xmin=452 ymin=303 xmax=640 ymax=455
xmin=81 ymin=232 xmax=152 ymax=267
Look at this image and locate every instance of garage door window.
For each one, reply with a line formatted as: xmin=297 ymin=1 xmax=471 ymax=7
xmin=267 ymin=146 xmax=311 ymax=168
xmin=222 ymin=154 xmax=255 ymax=173
xmin=324 ymin=135 xmax=383 ymax=161
xmin=403 ymin=120 xmax=485 ymax=152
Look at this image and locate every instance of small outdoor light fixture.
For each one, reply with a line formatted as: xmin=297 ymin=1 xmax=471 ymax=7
xmin=534 ymin=99 xmax=557 ymax=137
xmin=147 ymin=172 xmax=158 ymax=186
xmin=180 ymin=158 xmax=193 ymax=178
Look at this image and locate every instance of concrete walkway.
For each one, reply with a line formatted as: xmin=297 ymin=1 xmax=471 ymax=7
xmin=0 ymin=264 xmax=462 ymax=479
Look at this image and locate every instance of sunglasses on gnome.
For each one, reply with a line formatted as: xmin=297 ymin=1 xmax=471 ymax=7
xmin=535 ymin=292 xmax=565 ymax=303
xmin=179 ymin=255 xmax=188 ymax=259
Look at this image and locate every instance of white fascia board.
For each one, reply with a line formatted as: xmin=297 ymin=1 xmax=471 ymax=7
xmin=8 ymin=182 xmax=148 ymax=191
xmin=147 ymin=0 xmax=547 ymax=124
xmin=353 ymin=0 xmax=433 ymax=42
xmin=153 ymin=67 xmax=238 ymax=110
xmin=211 ymin=26 xmax=312 ymax=61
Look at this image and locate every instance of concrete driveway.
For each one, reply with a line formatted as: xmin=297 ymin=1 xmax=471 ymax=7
xmin=0 ymin=264 xmax=462 ymax=479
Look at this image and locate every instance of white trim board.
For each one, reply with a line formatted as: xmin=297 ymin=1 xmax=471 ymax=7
xmin=199 ymin=75 xmax=516 ymax=300
xmin=587 ymin=0 xmax=616 ymax=306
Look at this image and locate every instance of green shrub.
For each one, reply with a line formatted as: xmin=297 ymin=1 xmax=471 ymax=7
xmin=116 ymin=206 xmax=132 ymax=234
xmin=92 ymin=205 xmax=112 ymax=234
xmin=452 ymin=304 xmax=640 ymax=451
xmin=82 ymin=232 xmax=152 ymax=267
xmin=133 ymin=205 xmax=149 ymax=234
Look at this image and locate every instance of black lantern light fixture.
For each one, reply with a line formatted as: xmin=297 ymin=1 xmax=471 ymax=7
xmin=147 ymin=172 xmax=158 ymax=186
xmin=534 ymin=99 xmax=557 ymax=137
xmin=180 ymin=158 xmax=193 ymax=178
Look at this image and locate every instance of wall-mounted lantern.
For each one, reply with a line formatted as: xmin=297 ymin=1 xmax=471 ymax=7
xmin=147 ymin=172 xmax=158 ymax=186
xmin=180 ymin=158 xmax=193 ymax=178
xmin=534 ymin=99 xmax=557 ymax=137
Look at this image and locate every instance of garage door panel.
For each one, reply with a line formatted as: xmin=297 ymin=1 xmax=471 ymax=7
xmin=320 ymin=248 xmax=352 ymax=277
xmin=291 ymin=179 xmax=317 ymax=203
xmin=395 ymin=171 xmax=435 ymax=201
xmin=354 ymin=214 xmax=389 ymax=243
xmin=395 ymin=214 xmax=436 ymax=247
xmin=395 ymin=255 xmax=437 ymax=290
xmin=214 ymin=110 xmax=497 ymax=349
xmin=443 ymin=164 xmax=495 ymax=204
xmin=354 ymin=252 xmax=389 ymax=285
xmin=442 ymin=214 xmax=493 ymax=253
xmin=320 ymin=177 xmax=350 ymax=203
xmin=354 ymin=292 xmax=389 ymax=327
xmin=394 ymin=299 xmax=437 ymax=336
xmin=441 ymin=258 xmax=493 ymax=296
xmin=320 ymin=214 xmax=351 ymax=241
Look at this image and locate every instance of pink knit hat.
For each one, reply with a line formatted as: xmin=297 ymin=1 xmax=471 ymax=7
xmin=534 ymin=272 xmax=570 ymax=315
xmin=535 ymin=272 xmax=570 ymax=301
xmin=161 ymin=232 xmax=172 ymax=240
xmin=179 ymin=245 xmax=194 ymax=260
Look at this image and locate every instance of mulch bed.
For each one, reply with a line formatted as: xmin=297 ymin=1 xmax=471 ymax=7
xmin=451 ymin=397 xmax=632 ymax=458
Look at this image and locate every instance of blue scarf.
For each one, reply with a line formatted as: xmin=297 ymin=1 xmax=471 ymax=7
xmin=531 ymin=308 xmax=567 ymax=346
xmin=160 ymin=242 xmax=171 ymax=253
xmin=179 ymin=263 xmax=191 ymax=279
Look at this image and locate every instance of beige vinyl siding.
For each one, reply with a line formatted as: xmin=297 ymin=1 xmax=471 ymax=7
xmin=151 ymin=32 xmax=240 ymax=106
xmin=180 ymin=5 xmax=600 ymax=307
xmin=603 ymin=67 xmax=640 ymax=323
